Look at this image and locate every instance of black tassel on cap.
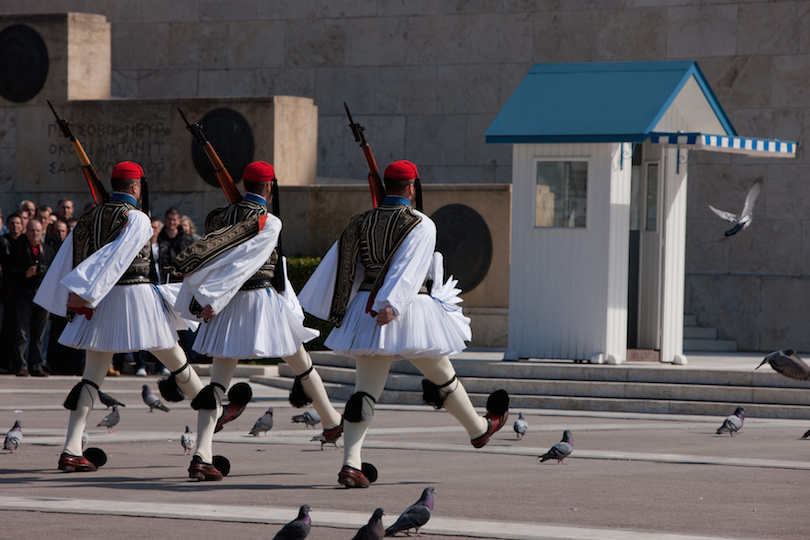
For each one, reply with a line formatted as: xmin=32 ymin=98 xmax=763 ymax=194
xmin=191 ymin=382 xmax=226 ymax=410
xmin=157 ymin=362 xmax=190 ymax=403
xmin=63 ymin=379 xmax=99 ymax=410
xmin=344 ymin=392 xmax=376 ymax=423
xmin=289 ymin=365 xmax=314 ymax=408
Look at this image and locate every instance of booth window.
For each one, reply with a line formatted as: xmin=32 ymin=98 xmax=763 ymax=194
xmin=535 ymin=160 xmax=587 ymax=228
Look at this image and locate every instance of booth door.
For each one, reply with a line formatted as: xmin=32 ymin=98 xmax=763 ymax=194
xmin=628 ymin=144 xmax=662 ymax=352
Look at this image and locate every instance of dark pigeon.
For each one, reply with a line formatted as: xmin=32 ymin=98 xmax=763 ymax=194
xmin=708 ymin=178 xmax=763 ymax=236
xmin=539 ymin=430 xmax=573 ymax=464
xmin=716 ymin=407 xmax=744 ymax=436
xmin=181 ymin=425 xmax=196 ymax=454
xmin=97 ymin=389 xmax=126 ymax=408
xmin=352 ymin=507 xmax=385 ymax=540
xmin=272 ymin=504 xmax=311 ymax=540
xmin=513 ymin=412 xmax=528 ymax=440
xmin=98 ymin=405 xmax=120 ymax=433
xmin=802 ymin=427 xmax=810 ymax=439
xmin=291 ymin=410 xmax=320 ymax=428
xmin=250 ymin=407 xmax=274 ymax=436
xmin=142 ymin=384 xmax=169 ymax=412
xmin=385 ymin=487 xmax=435 ymax=537
xmin=756 ymin=350 xmax=810 ymax=381
xmin=4 ymin=420 xmax=22 ymax=452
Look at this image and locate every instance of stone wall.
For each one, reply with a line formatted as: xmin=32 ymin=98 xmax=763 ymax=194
xmin=1 ymin=2 xmax=808 ymax=351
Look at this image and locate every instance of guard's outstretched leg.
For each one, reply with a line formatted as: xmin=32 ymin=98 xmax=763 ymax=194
xmin=283 ymin=346 xmax=343 ymax=442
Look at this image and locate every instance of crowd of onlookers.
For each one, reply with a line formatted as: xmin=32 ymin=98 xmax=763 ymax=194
xmin=0 ymin=197 xmax=206 ymax=377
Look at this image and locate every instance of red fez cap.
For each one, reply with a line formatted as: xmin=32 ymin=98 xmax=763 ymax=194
xmin=384 ymin=160 xmax=419 ymax=181
xmin=111 ymin=161 xmax=144 ymax=180
xmin=243 ymin=161 xmax=276 ymax=183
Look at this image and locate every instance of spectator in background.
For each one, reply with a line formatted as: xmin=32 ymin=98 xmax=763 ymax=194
xmin=0 ymin=213 xmax=24 ymax=373
xmin=157 ymin=207 xmax=193 ymax=284
xmin=181 ymin=215 xmax=202 ymax=241
xmin=66 ymin=217 xmax=78 ymax=232
xmin=36 ymin=205 xmax=52 ymax=227
xmin=9 ymin=219 xmax=54 ymax=377
xmin=0 ymin=209 xmax=6 ymax=236
xmin=45 ymin=220 xmax=68 ymax=252
xmin=55 ymin=198 xmax=74 ymax=222
xmin=19 ymin=200 xmax=36 ymax=218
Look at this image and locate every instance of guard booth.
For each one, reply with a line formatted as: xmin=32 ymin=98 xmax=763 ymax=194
xmin=486 ymin=61 xmax=796 ymax=364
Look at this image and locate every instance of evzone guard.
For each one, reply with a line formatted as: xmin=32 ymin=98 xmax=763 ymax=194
xmin=299 ymin=160 xmax=510 ymax=488
xmin=34 ymin=161 xmax=206 ymax=472
xmin=169 ymin=161 xmax=343 ymax=481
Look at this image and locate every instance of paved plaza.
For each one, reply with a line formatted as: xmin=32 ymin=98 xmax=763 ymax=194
xmin=1 ymin=367 xmax=809 ymax=539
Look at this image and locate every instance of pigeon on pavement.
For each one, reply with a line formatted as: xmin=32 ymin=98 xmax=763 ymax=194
xmin=756 ymin=350 xmax=810 ymax=381
xmin=97 ymin=389 xmax=126 ymax=408
xmin=513 ymin=412 xmax=528 ymax=440
xmin=310 ymin=433 xmax=339 ymax=450
xmin=291 ymin=410 xmax=320 ymax=428
xmin=352 ymin=507 xmax=385 ymax=540
xmin=708 ymin=178 xmax=763 ymax=237
xmin=272 ymin=504 xmax=311 ymax=540
xmin=385 ymin=487 xmax=435 ymax=537
xmin=98 ymin=406 xmax=120 ymax=433
xmin=181 ymin=425 xmax=196 ymax=454
xmin=249 ymin=407 xmax=274 ymax=436
xmin=4 ymin=420 xmax=22 ymax=452
xmin=142 ymin=384 xmax=169 ymax=412
xmin=716 ymin=407 xmax=745 ymax=436
xmin=539 ymin=430 xmax=573 ymax=464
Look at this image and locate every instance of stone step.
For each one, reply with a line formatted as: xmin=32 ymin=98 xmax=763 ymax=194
xmin=683 ymin=326 xmax=717 ymax=339
xmin=683 ymin=313 xmax=697 ymax=326
xmin=683 ymin=338 xmax=738 ymax=352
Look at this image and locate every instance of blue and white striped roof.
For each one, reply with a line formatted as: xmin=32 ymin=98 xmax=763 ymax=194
xmin=650 ymin=132 xmax=796 ymax=158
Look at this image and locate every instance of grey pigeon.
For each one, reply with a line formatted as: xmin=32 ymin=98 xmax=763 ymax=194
xmin=181 ymin=425 xmax=196 ymax=454
xmin=142 ymin=384 xmax=169 ymax=412
xmin=291 ymin=410 xmax=320 ymax=428
xmin=756 ymin=350 xmax=810 ymax=381
xmin=249 ymin=407 xmax=274 ymax=436
xmin=352 ymin=507 xmax=385 ymax=540
xmin=98 ymin=406 xmax=120 ymax=432
xmin=98 ymin=389 xmax=126 ymax=408
xmin=272 ymin=504 xmax=311 ymax=540
xmin=513 ymin=412 xmax=528 ymax=440
xmin=539 ymin=430 xmax=573 ymax=464
xmin=4 ymin=420 xmax=22 ymax=452
xmin=384 ymin=487 xmax=435 ymax=537
xmin=716 ymin=406 xmax=744 ymax=436
xmin=708 ymin=178 xmax=763 ymax=236
xmin=310 ymin=433 xmax=339 ymax=450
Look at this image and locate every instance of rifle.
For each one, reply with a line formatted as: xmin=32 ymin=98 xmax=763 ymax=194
xmin=47 ymin=100 xmax=110 ymax=204
xmin=344 ymin=102 xmax=385 ymax=208
xmin=177 ymin=107 xmax=242 ymax=204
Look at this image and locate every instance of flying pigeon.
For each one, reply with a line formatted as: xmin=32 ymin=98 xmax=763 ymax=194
xmin=756 ymin=350 xmax=810 ymax=381
xmin=291 ymin=410 xmax=320 ymax=428
xmin=352 ymin=507 xmax=385 ymax=540
xmin=539 ymin=430 xmax=573 ymax=464
xmin=249 ymin=407 xmax=274 ymax=436
xmin=4 ymin=420 xmax=22 ymax=452
xmin=181 ymin=425 xmax=196 ymax=454
xmin=98 ymin=405 xmax=120 ymax=433
xmin=142 ymin=384 xmax=169 ymax=412
xmin=310 ymin=433 xmax=339 ymax=450
xmin=97 ymin=389 xmax=126 ymax=408
xmin=513 ymin=412 xmax=528 ymax=440
xmin=384 ymin=487 xmax=435 ymax=537
xmin=272 ymin=504 xmax=311 ymax=540
xmin=716 ymin=406 xmax=744 ymax=436
xmin=708 ymin=178 xmax=763 ymax=236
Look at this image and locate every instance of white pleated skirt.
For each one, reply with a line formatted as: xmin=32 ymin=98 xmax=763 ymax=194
xmin=325 ymin=291 xmax=471 ymax=359
xmin=58 ymin=284 xmax=179 ymax=352
xmin=192 ymin=288 xmax=319 ymax=359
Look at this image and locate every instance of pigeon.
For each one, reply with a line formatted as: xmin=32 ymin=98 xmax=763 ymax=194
xmin=249 ymin=407 xmax=274 ymax=436
xmin=384 ymin=487 xmax=435 ymax=537
xmin=716 ymin=406 xmax=745 ymax=436
xmin=802 ymin=427 xmax=810 ymax=439
xmin=756 ymin=350 xmax=810 ymax=381
xmin=98 ymin=406 xmax=120 ymax=432
xmin=291 ymin=410 xmax=320 ymax=428
xmin=352 ymin=507 xmax=385 ymax=540
xmin=513 ymin=412 xmax=528 ymax=440
xmin=181 ymin=425 xmax=196 ymax=454
xmin=142 ymin=384 xmax=169 ymax=412
xmin=538 ymin=430 xmax=573 ymax=464
xmin=708 ymin=178 xmax=763 ymax=237
xmin=4 ymin=420 xmax=22 ymax=452
xmin=272 ymin=504 xmax=311 ymax=540
xmin=81 ymin=431 xmax=89 ymax=450
xmin=310 ymin=433 xmax=339 ymax=450
xmin=98 ymin=389 xmax=126 ymax=408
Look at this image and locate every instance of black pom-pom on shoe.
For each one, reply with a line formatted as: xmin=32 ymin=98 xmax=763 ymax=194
xmin=228 ymin=382 xmax=252 ymax=406
xmin=486 ymin=389 xmax=509 ymax=416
